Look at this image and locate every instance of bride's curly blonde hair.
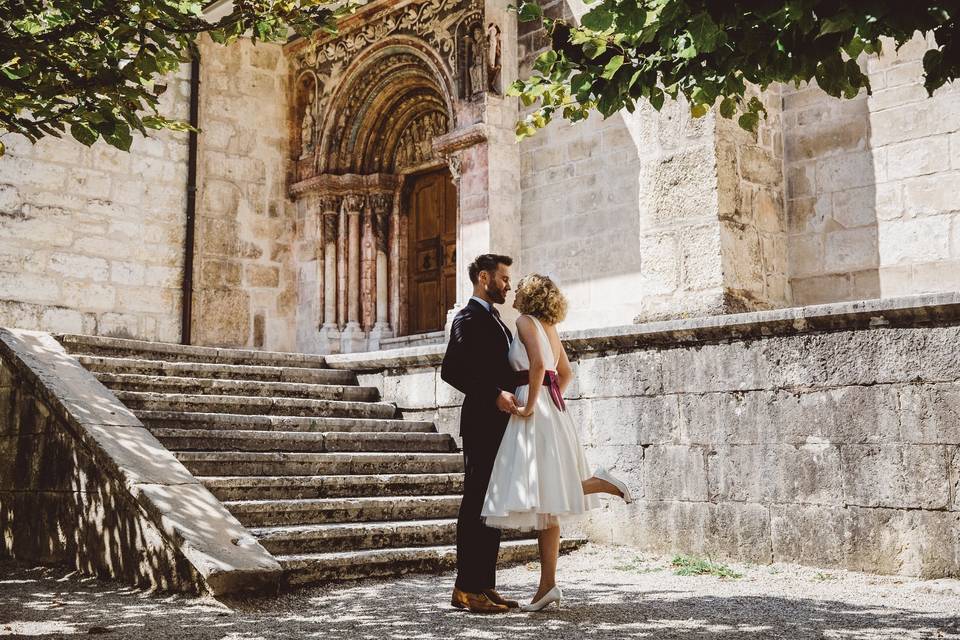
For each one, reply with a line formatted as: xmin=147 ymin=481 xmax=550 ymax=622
xmin=515 ymin=273 xmax=568 ymax=325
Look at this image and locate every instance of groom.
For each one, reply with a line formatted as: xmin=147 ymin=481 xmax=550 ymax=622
xmin=441 ymin=253 xmax=520 ymax=614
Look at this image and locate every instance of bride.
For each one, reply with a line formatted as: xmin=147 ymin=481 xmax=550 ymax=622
xmin=481 ymin=273 xmax=632 ymax=612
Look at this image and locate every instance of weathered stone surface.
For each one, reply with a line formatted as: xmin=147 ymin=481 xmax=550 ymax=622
xmin=0 ymin=329 xmax=282 ymax=595
xmin=841 ymin=444 xmax=951 ymax=509
xmin=643 ymin=445 xmax=708 ymax=502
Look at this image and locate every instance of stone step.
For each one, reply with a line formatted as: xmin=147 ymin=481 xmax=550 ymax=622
xmin=95 ymin=372 xmax=378 ymax=402
xmin=78 ymin=355 xmax=356 ymax=385
xmin=115 ymin=391 xmax=397 ymax=419
xmin=278 ymin=538 xmax=585 ymax=586
xmin=153 ymin=429 xmax=456 ymax=453
xmin=251 ymin=518 xmax=533 ymax=555
xmin=224 ymin=495 xmax=462 ymax=527
xmin=200 ymin=473 xmax=464 ymax=501
xmin=175 ymin=451 xmax=464 ymax=477
xmin=136 ymin=411 xmax=436 ymax=434
xmin=58 ymin=333 xmax=328 ymax=368
xmin=253 ymin=518 xmax=461 ymax=555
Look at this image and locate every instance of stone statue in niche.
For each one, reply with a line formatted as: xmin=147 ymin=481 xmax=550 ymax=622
xmin=465 ymin=24 xmax=486 ymax=96
xmin=300 ymin=90 xmax=317 ymax=158
xmin=487 ymin=22 xmax=502 ymax=94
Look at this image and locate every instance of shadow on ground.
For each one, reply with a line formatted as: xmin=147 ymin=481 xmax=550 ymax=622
xmin=2 ymin=557 xmax=959 ymax=639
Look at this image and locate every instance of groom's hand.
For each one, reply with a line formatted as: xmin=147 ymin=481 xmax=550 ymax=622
xmin=495 ymin=390 xmax=519 ymax=415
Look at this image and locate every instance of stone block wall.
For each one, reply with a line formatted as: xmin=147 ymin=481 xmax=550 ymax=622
xmin=716 ymin=87 xmax=790 ymax=311
xmin=785 ymin=32 xmax=960 ymax=304
xmin=0 ymin=72 xmax=190 ymax=341
xmin=517 ymin=0 xmax=736 ymax=328
xmin=192 ymin=37 xmax=298 ymax=350
xmin=329 ymin=295 xmax=960 ymax=577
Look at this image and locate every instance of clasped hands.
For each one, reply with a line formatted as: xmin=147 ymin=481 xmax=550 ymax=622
xmin=496 ymin=390 xmax=534 ymax=418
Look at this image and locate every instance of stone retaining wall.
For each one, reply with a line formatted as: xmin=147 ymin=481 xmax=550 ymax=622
xmin=326 ymin=293 xmax=960 ymax=577
xmin=0 ymin=328 xmax=282 ymax=594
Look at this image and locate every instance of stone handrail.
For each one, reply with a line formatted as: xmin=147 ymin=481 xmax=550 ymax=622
xmin=0 ymin=328 xmax=282 ymax=595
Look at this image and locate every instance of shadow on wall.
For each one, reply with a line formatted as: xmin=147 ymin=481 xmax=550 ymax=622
xmin=0 ymin=353 xmax=199 ymax=591
xmin=0 ymin=331 xmax=278 ymax=595
xmin=0 ymin=562 xmax=958 ymax=638
xmin=785 ymin=83 xmax=881 ymax=305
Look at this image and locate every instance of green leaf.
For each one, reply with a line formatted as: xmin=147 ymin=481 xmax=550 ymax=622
xmin=534 ymin=49 xmax=558 ymax=73
xmin=601 ymin=55 xmax=624 ymax=79
xmin=819 ymin=12 xmax=855 ymax=36
xmin=506 ymin=79 xmax=526 ymax=97
xmin=649 ymin=87 xmax=664 ymax=111
xmin=719 ymin=96 xmax=736 ymax=119
xmin=581 ymin=8 xmax=614 ymax=32
xmin=70 ymin=123 xmax=99 ymax=147
xmin=570 ymin=72 xmax=593 ymax=95
xmin=518 ymin=2 xmax=543 ymax=22
xmin=738 ymin=112 xmax=759 ymax=132
xmin=105 ymin=123 xmax=133 ymax=151
xmin=688 ymin=12 xmax=722 ymax=54
xmin=690 ymin=103 xmax=708 ymax=118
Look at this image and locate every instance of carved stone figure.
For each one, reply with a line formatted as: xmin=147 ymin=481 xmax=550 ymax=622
xmin=466 ymin=24 xmax=485 ymax=96
xmin=300 ymin=91 xmax=316 ymax=158
xmin=486 ymin=22 xmax=502 ymax=94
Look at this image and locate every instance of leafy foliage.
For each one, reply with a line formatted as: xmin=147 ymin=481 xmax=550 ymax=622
xmin=0 ymin=1 xmax=350 ymax=155
xmin=510 ymin=1 xmax=960 ymax=138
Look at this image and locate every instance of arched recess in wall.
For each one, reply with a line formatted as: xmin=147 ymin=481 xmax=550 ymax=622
xmin=316 ymin=37 xmax=456 ymax=174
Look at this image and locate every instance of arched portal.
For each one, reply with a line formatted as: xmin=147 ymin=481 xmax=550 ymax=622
xmin=292 ymin=40 xmax=459 ymax=352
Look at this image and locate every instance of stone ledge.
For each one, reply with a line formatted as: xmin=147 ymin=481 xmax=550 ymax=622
xmin=57 ymin=334 xmax=327 ymax=366
xmin=0 ymin=328 xmax=283 ymax=596
xmin=325 ymin=293 xmax=960 ymax=370
xmin=325 ymin=344 xmax=446 ymax=371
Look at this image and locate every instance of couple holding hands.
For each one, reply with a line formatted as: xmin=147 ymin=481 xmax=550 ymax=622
xmin=441 ymin=253 xmax=631 ymax=614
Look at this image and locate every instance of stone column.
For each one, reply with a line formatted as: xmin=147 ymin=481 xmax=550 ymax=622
xmin=360 ymin=198 xmax=376 ymax=333
xmin=389 ymin=187 xmax=403 ymax=337
xmin=341 ymin=194 xmax=365 ymax=353
xmin=318 ymin=197 xmax=340 ymax=352
xmin=368 ymin=193 xmax=394 ymax=349
xmin=337 ymin=200 xmax=348 ymax=330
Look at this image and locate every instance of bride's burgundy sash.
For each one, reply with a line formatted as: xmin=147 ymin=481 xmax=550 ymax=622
xmin=512 ymin=370 xmax=566 ymax=412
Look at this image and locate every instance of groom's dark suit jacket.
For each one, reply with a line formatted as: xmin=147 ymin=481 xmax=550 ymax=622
xmin=441 ymin=297 xmax=516 ymax=591
xmin=440 ymin=298 xmax=516 ymax=437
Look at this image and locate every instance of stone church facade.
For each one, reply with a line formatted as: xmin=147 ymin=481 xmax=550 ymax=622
xmin=0 ymin=0 xmax=958 ymax=352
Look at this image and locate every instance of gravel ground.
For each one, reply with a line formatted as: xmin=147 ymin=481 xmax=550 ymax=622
xmin=2 ymin=544 xmax=959 ymax=639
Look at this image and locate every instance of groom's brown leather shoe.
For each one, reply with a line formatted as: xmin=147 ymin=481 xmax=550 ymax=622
xmin=451 ymin=587 xmax=509 ymax=613
xmin=483 ymin=588 xmax=519 ymax=609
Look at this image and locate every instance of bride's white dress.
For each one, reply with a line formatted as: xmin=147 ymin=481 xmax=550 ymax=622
xmin=481 ymin=315 xmax=600 ymax=531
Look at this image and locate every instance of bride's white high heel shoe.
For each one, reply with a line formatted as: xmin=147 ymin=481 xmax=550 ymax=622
xmin=594 ymin=467 xmax=634 ymax=504
xmin=521 ymin=586 xmax=563 ymax=612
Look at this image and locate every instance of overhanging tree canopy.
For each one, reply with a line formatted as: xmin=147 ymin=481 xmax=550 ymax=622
xmin=0 ymin=0 xmax=345 ymax=155
xmin=511 ymin=1 xmax=959 ymax=137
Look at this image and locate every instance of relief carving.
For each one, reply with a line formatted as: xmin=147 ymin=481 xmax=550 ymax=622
xmin=300 ymin=90 xmax=317 ymax=157
xmin=486 ymin=22 xmax=502 ymax=94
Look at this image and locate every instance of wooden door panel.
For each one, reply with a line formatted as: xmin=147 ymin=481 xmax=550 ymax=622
xmin=407 ymin=169 xmax=457 ymax=335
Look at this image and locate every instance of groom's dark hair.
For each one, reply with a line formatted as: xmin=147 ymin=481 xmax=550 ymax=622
xmin=468 ymin=254 xmax=513 ymax=284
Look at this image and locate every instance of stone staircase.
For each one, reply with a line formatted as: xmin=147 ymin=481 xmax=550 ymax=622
xmin=57 ymin=334 xmax=581 ymax=588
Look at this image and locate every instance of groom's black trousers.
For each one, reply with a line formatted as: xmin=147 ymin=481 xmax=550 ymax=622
xmin=456 ymin=425 xmax=507 ymax=592
xmin=440 ymin=298 xmax=516 ymax=593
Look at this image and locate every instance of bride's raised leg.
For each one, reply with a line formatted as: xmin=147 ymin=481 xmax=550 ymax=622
xmin=582 ymin=476 xmax=622 ymax=498
xmin=533 ymin=525 xmax=560 ymax=603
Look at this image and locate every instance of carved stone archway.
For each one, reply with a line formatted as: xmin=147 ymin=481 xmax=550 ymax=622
xmin=290 ymin=39 xmax=459 ymax=352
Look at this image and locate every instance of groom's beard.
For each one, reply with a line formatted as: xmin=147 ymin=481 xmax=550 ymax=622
xmin=485 ymin=282 xmax=507 ymax=304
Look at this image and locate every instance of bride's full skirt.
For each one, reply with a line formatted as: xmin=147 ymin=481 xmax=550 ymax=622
xmin=481 ymin=384 xmax=600 ymax=531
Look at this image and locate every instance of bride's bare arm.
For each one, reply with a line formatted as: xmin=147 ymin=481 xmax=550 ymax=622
xmin=546 ymin=324 xmax=573 ymax=394
xmin=516 ymin=315 xmax=544 ymax=416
